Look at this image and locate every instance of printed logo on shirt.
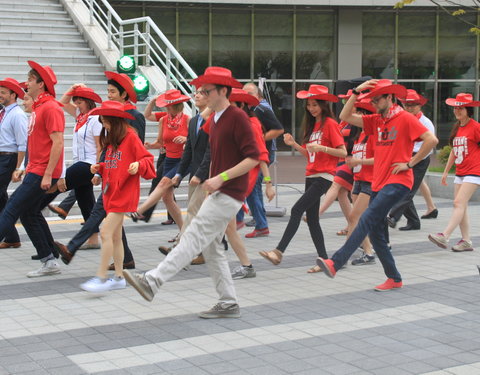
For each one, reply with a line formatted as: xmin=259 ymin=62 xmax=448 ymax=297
xmin=105 ymin=149 xmax=122 ymax=169
xmin=27 ymin=112 xmax=36 ymax=136
xmin=307 ymin=130 xmax=322 ymax=163
xmin=453 ymin=136 xmax=468 ymax=165
xmin=376 ymin=126 xmax=398 ymax=146
xmin=351 ymin=142 xmax=367 ymax=173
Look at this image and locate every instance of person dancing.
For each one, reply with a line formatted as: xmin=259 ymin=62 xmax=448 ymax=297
xmin=428 ymin=93 xmax=480 ymax=252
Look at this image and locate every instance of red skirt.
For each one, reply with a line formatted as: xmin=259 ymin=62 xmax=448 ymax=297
xmin=333 ymin=162 xmax=353 ymax=191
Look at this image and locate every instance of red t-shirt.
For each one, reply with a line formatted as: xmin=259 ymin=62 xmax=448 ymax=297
xmin=97 ymin=128 xmax=156 ymax=213
xmin=351 ymin=131 xmax=375 ymax=183
xmin=303 ymin=117 xmax=344 ymax=176
xmin=246 ymin=117 xmax=270 ymax=196
xmin=26 ymin=98 xmax=65 ymax=178
xmin=162 ymin=113 xmax=189 ymax=158
xmin=363 ymin=110 xmax=428 ymax=192
xmin=452 ymin=119 xmax=480 ymax=176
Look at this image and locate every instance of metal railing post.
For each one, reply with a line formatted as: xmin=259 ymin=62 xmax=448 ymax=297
xmin=134 ymin=23 xmax=139 ymax=66
xmin=107 ymin=11 xmax=112 ymax=50
xmin=89 ymin=0 xmax=94 ymax=25
xmin=145 ymin=23 xmax=151 ymax=66
xmin=119 ymin=25 xmax=124 ymax=56
xmin=166 ymin=49 xmax=172 ymax=89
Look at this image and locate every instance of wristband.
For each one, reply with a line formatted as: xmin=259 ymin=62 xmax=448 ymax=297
xmin=263 ymin=176 xmax=271 ymax=183
xmin=407 ymin=162 xmax=413 ymax=169
xmin=220 ymin=172 xmax=229 ymax=181
xmin=265 ymin=181 xmax=273 ymax=184
xmin=352 ymin=88 xmax=361 ymax=96
xmin=324 ymin=146 xmax=328 ymax=153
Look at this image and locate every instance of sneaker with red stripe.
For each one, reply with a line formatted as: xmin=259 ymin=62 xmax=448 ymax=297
xmin=374 ymin=278 xmax=403 ymax=292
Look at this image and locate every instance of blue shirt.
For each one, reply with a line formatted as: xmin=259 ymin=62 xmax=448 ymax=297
xmin=0 ymin=103 xmax=28 ymax=153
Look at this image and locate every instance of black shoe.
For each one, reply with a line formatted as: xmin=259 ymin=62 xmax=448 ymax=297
xmin=387 ymin=216 xmax=397 ymax=228
xmin=246 ymin=219 xmax=256 ymax=227
xmin=31 ymin=251 xmax=59 ymax=260
xmin=399 ymin=224 xmax=420 ymax=231
xmin=222 ymin=237 xmax=228 ymax=251
xmin=421 ymin=209 xmax=438 ymax=219
xmin=31 ymin=254 xmax=40 ymax=260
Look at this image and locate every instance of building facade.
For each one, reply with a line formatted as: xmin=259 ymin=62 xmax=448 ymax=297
xmin=111 ymin=1 xmax=479 ymax=148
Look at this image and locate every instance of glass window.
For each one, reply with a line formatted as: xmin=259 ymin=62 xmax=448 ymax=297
xmin=398 ymin=81 xmax=435 ymax=123
xmin=296 ymin=12 xmax=335 ymax=80
xmin=211 ymin=8 xmax=251 ymax=79
xmin=362 ymin=12 xmax=395 ymax=78
xmin=178 ymin=7 xmax=209 ymax=75
xmin=437 ymin=82 xmax=475 ymax=146
xmin=398 ymin=12 xmax=436 ymax=79
xmin=438 ymin=12 xmax=477 ymax=79
xmin=254 ymin=11 xmax=293 ymax=79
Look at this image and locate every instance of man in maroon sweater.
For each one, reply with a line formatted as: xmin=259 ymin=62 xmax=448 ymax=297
xmin=124 ymin=67 xmax=260 ymax=318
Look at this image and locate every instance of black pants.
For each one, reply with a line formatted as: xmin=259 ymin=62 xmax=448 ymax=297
xmin=277 ymin=177 xmax=332 ymax=258
xmin=0 ymin=154 xmax=20 ymax=243
xmin=389 ymin=157 xmax=430 ymax=227
xmin=58 ymin=190 xmax=76 ymax=213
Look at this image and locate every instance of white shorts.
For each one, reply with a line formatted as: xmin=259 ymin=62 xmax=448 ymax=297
xmin=454 ymin=175 xmax=480 ymax=185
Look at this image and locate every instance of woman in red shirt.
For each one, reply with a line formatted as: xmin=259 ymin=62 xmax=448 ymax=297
xmin=429 ymin=93 xmax=480 ymax=252
xmin=259 ymin=85 xmax=346 ymax=271
xmin=129 ymin=90 xmax=190 ymax=230
xmin=345 ymin=98 xmax=376 ymax=265
xmin=80 ymin=101 xmax=155 ymax=293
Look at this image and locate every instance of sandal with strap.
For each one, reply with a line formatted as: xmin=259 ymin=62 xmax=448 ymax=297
xmin=336 ymin=229 xmax=348 ymax=236
xmin=127 ymin=212 xmax=145 ymax=223
xmin=307 ymin=265 xmax=323 ymax=273
xmin=258 ymin=249 xmax=283 ymax=265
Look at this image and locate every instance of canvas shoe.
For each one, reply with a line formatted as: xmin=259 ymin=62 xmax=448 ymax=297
xmin=351 ymin=253 xmax=376 ymax=266
xmin=123 ymin=270 xmax=155 ymax=301
xmin=198 ymin=303 xmax=241 ymax=319
xmin=428 ymin=233 xmax=448 ymax=249
xmin=27 ymin=259 xmax=61 ymax=278
xmin=231 ymin=265 xmax=256 ymax=280
xmin=451 ymin=239 xmax=474 ymax=252
xmin=245 ymin=228 xmax=269 ymax=238
xmin=374 ymin=278 xmax=403 ymax=292
xmin=316 ymin=257 xmax=337 ymax=278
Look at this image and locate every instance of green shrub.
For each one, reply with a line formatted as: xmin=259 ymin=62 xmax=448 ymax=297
xmin=437 ymin=145 xmax=452 ymax=166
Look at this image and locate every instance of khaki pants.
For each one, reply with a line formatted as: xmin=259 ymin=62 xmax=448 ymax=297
xmin=146 ymin=192 xmax=242 ymax=305
xmin=178 ymin=183 xmax=208 ymax=239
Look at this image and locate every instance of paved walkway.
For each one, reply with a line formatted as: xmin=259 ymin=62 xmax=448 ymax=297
xmin=0 ymin=186 xmax=479 ymax=375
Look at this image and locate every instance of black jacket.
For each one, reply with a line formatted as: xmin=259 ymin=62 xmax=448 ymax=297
xmin=177 ymin=114 xmax=210 ymax=182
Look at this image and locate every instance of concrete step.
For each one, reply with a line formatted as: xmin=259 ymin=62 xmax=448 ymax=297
xmin=0 ymin=30 xmax=83 ymax=41
xmin=0 ymin=23 xmax=77 ymax=33
xmin=0 ymin=38 xmax=88 ymax=48
xmin=0 ymin=62 xmax=105 ymax=74
xmin=6 ymin=3 xmax=64 ymax=10
xmin=2 ymin=8 xmax=67 ymax=17
xmin=0 ymin=55 xmax=99 ymax=65
xmin=1 ymin=46 xmax=94 ymax=56
xmin=0 ymin=15 xmax=74 ymax=26
xmin=0 ymin=0 xmax=63 ymax=5
xmin=3 ymin=70 xmax=106 ymax=82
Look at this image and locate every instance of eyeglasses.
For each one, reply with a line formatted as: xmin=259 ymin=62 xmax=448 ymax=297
xmin=370 ymin=96 xmax=385 ymax=105
xmin=404 ymin=103 xmax=420 ymax=107
xmin=197 ymin=88 xmax=216 ymax=97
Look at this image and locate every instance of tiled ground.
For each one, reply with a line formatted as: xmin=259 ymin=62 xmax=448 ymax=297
xmin=0 ymin=185 xmax=479 ymax=375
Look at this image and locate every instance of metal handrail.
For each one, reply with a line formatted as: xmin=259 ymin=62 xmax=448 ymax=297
xmin=82 ymin=0 xmax=197 ymax=97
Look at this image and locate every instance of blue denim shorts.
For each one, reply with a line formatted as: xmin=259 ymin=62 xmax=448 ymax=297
xmin=162 ymin=157 xmax=181 ymax=179
xmin=352 ymin=180 xmax=372 ymax=196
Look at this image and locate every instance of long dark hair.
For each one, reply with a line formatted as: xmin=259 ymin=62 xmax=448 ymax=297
xmin=449 ymin=106 xmax=474 ymax=146
xmin=99 ymin=116 xmax=129 ymax=150
xmin=301 ymin=99 xmax=336 ymax=144
xmin=235 ymin=102 xmax=265 ymax=133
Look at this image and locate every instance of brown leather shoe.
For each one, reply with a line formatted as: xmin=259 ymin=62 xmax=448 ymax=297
xmin=48 ymin=205 xmax=68 ymax=220
xmin=54 ymin=241 xmax=73 ymax=265
xmin=191 ymin=254 xmax=205 ymax=265
xmin=158 ymin=245 xmax=172 ymax=256
xmin=108 ymin=260 xmax=135 ymax=270
xmin=0 ymin=241 xmax=21 ymax=249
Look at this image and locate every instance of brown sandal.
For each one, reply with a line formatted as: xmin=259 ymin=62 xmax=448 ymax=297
xmin=336 ymin=229 xmax=348 ymax=236
xmin=258 ymin=249 xmax=283 ymax=265
xmin=307 ymin=265 xmax=323 ymax=273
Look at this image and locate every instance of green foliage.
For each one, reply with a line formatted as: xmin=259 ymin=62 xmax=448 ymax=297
xmin=437 ymin=145 xmax=452 ymax=166
xmin=452 ymin=9 xmax=466 ymax=16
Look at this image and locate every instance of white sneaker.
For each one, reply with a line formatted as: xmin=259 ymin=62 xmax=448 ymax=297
xmin=27 ymin=259 xmax=61 ymax=278
xmin=107 ymin=277 xmax=126 ymax=290
xmin=80 ymin=277 xmax=126 ymax=293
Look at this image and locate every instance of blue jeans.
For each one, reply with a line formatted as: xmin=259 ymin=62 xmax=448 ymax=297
xmin=331 ymin=183 xmax=409 ymax=282
xmin=0 ymin=173 xmax=57 ymax=262
xmin=236 ymin=173 xmax=268 ymax=230
xmin=0 ymin=153 xmax=20 ymax=243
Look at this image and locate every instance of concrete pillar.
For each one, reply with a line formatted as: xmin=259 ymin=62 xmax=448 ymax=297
xmin=337 ymin=9 xmax=362 ymax=80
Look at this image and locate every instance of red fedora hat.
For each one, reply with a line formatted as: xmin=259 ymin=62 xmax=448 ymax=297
xmin=296 ymin=85 xmax=338 ymax=103
xmin=445 ymin=93 xmax=480 ymax=107
xmin=399 ymin=89 xmax=428 ymax=106
xmin=0 ymin=78 xmax=25 ymax=100
xmin=104 ymin=71 xmax=137 ymax=103
xmin=338 ymin=89 xmax=354 ymax=100
xmin=66 ymin=87 xmax=102 ymax=104
xmin=27 ymin=60 xmax=57 ymax=97
xmin=190 ymin=67 xmax=242 ymax=89
xmin=354 ymin=98 xmax=376 ymax=114
xmin=229 ymin=88 xmax=260 ymax=107
xmin=363 ymin=79 xmax=407 ymax=100
xmin=89 ymin=100 xmax=135 ymax=120
xmin=155 ymin=89 xmax=190 ymax=107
